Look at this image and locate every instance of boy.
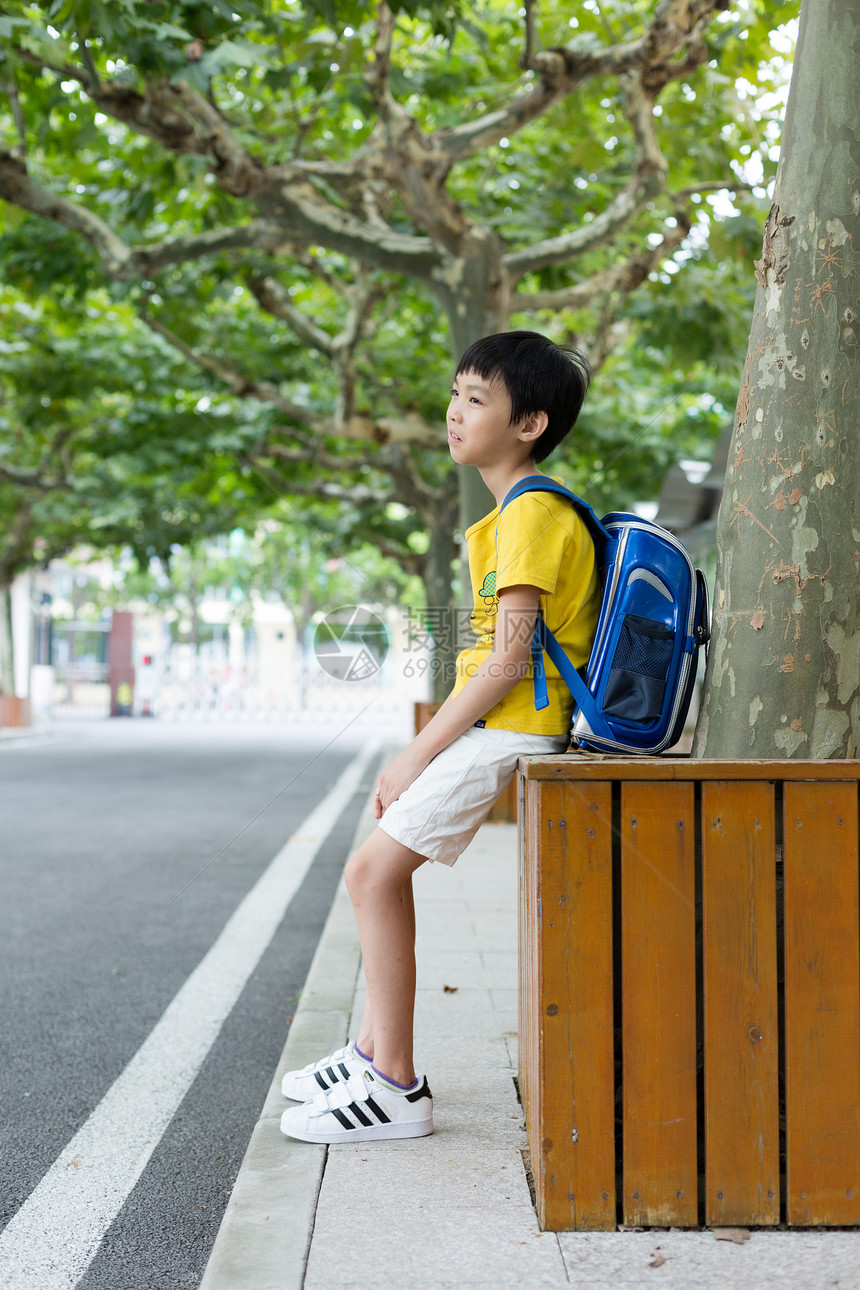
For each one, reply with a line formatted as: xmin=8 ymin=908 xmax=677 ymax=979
xmin=280 ymin=330 xmax=600 ymax=1144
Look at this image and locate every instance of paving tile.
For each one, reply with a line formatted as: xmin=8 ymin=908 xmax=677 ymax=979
xmin=415 ymin=948 xmax=495 ymax=989
xmin=304 ymin=1201 xmax=565 ymax=1289
xmin=556 ymin=1229 xmax=860 ymax=1290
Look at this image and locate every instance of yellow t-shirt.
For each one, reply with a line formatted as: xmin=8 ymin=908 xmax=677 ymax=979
xmin=451 ymin=477 xmax=601 ymax=736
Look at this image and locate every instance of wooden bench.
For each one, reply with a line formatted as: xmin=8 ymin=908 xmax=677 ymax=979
xmin=517 ymin=755 xmax=860 ymax=1231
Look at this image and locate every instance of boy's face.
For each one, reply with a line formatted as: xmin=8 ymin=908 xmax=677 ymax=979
xmin=447 ymin=370 xmax=539 ymax=468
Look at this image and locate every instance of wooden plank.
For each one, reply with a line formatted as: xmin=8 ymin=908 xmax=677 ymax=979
xmin=702 ymin=781 xmax=780 ymax=1225
xmin=524 ymin=778 xmax=616 ymax=1230
xmin=413 ymin=701 xmax=443 ymax=734
xmin=784 ymin=781 xmax=860 ymax=1224
xmin=487 ymin=775 xmax=518 ymax=822
xmin=519 ymin=756 xmax=860 ymax=783
xmin=621 ymin=781 xmax=698 ymax=1227
xmin=518 ymin=773 xmax=539 ymax=1136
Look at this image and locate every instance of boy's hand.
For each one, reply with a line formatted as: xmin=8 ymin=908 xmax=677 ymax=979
xmin=373 ymin=746 xmax=433 ymax=818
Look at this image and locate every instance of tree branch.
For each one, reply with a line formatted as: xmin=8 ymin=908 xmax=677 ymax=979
xmin=134 ymin=222 xmax=289 ymax=274
xmin=372 ymin=412 xmax=440 ymax=448
xmin=9 ymin=49 xmax=443 ymax=279
xmin=138 ymin=312 xmax=325 ymax=429
xmin=331 ymin=272 xmax=387 ymax=430
xmin=514 ymin=209 xmax=691 ymax=311
xmin=586 ymin=288 xmax=634 ymax=372
xmin=437 ymin=0 xmax=722 ymax=162
xmin=2 ymin=79 xmax=27 ymax=151
xmin=521 ymin=0 xmax=541 ymax=69
xmin=257 ymin=174 xmax=444 ymax=276
xmin=140 ymin=310 xmax=440 ymax=448
xmin=249 ymin=268 xmax=390 ymax=435
xmin=246 ymin=275 xmax=335 ymax=356
xmin=674 ymin=179 xmax=756 ymax=199
xmin=357 ymin=2 xmax=470 ymax=250
xmin=504 ymin=68 xmax=667 ymax=279
xmin=261 ymin=434 xmax=452 ymax=544
xmin=12 ymin=45 xmax=264 ymax=193
xmin=0 ymin=147 xmax=293 ymax=280
xmin=370 ymin=537 xmax=424 ymax=576
xmin=504 ymin=156 xmax=655 ymax=273
xmin=366 ymin=0 xmax=397 ymax=107
xmin=264 ymin=440 xmax=379 ymax=475
xmin=0 ymin=422 xmax=76 ymax=492
xmin=245 ymin=467 xmax=379 ymax=506
xmin=377 ymin=443 xmax=456 ymax=518
xmin=0 ymin=147 xmax=135 ymax=277
xmin=0 ymin=496 xmax=35 ymax=583
xmin=97 ymin=77 xmax=265 ymax=197
xmin=0 ymin=460 xmax=57 ymax=489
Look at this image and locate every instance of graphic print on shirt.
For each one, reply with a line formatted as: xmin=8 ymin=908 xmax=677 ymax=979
xmin=471 ymin=570 xmax=499 ymax=642
xmin=479 ymin=571 xmax=498 ymax=610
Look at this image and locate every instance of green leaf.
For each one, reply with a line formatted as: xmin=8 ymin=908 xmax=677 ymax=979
xmin=202 ymin=39 xmax=269 ymax=73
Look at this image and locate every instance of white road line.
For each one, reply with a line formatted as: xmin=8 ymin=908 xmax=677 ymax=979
xmin=0 ymin=742 xmax=378 ymax=1290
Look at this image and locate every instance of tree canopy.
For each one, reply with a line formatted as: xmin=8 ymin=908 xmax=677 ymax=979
xmin=0 ymin=0 xmax=799 ymax=691
xmin=0 ymin=286 xmax=271 ymax=580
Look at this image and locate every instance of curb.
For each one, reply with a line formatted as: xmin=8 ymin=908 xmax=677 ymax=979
xmin=0 ymin=727 xmax=53 ymax=743
xmin=198 ymin=768 xmax=383 ymax=1290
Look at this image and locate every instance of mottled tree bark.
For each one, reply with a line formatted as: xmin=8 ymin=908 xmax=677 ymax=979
xmin=695 ymin=0 xmax=860 ymax=759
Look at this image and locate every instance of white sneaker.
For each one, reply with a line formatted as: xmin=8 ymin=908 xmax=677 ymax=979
xmin=280 ymin=1043 xmax=372 ymax=1101
xmin=280 ymin=1068 xmax=433 ymax=1143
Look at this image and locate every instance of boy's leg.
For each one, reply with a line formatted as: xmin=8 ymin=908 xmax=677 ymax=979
xmin=345 ymin=827 xmax=426 ymax=1088
xmin=354 ymin=868 xmax=416 ymax=1062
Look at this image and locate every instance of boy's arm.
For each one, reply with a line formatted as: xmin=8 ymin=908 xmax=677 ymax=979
xmin=373 ymin=584 xmax=539 ymax=818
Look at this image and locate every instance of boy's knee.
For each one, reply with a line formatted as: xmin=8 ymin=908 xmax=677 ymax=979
xmin=344 ymin=849 xmax=359 ymax=894
xmin=345 ymin=830 xmax=422 ymax=903
xmin=344 ymin=837 xmax=405 ymax=900
xmin=344 ymin=847 xmax=372 ymax=898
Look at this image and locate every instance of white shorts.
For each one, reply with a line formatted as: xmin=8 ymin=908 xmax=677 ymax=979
xmin=377 ymin=725 xmax=568 ymax=867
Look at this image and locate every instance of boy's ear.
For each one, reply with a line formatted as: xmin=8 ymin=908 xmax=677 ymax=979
xmin=518 ymin=410 xmax=549 ymax=442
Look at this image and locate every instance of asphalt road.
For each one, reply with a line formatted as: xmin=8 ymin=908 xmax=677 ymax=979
xmin=0 ymin=717 xmax=385 ymax=1290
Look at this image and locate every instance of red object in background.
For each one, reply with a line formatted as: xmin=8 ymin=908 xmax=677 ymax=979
xmin=108 ymin=612 xmax=135 ymax=717
xmin=0 ymin=696 xmax=31 ymax=728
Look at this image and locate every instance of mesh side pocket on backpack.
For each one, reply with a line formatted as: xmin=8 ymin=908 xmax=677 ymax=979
xmin=603 ymin=614 xmax=674 ymax=723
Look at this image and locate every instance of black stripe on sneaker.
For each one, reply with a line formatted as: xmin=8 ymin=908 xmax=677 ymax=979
xmin=337 ymin=1062 xmax=351 ymax=1080
xmin=364 ymin=1096 xmax=391 ymax=1124
xmin=406 ymin=1079 xmax=430 ymax=1103
xmin=331 ymin=1107 xmax=355 ymax=1131
xmin=314 ymin=1071 xmax=329 ymax=1091
xmin=348 ymin=1102 xmax=373 ymax=1128
xmin=325 ymin=1065 xmax=338 ymax=1084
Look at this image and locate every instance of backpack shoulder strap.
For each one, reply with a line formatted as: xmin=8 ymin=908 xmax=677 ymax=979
xmin=496 ymin=475 xmax=614 ymax=737
xmin=499 ymin=475 xmax=612 ymax=546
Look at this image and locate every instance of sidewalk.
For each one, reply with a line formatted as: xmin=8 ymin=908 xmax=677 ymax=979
xmin=200 ymin=790 xmax=860 ymax=1290
xmin=0 ymin=724 xmax=51 ymax=742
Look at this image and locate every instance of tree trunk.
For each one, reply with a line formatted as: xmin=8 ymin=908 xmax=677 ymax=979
xmin=694 ymin=0 xmax=860 ymax=759
xmin=419 ymin=523 xmax=461 ymax=703
xmin=430 ymin=235 xmax=510 ymax=702
xmin=439 ymin=233 xmax=510 ymax=532
xmin=0 ymin=581 xmax=14 ymax=695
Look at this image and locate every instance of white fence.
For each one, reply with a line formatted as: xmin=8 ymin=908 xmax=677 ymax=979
xmin=45 ymin=639 xmax=431 ymax=724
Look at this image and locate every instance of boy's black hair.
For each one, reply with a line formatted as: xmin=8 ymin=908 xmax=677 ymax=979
xmin=455 ymin=330 xmax=591 ymax=463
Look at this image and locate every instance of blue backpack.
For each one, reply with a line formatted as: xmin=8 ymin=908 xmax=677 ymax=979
xmin=500 ymin=476 xmax=710 ymax=754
